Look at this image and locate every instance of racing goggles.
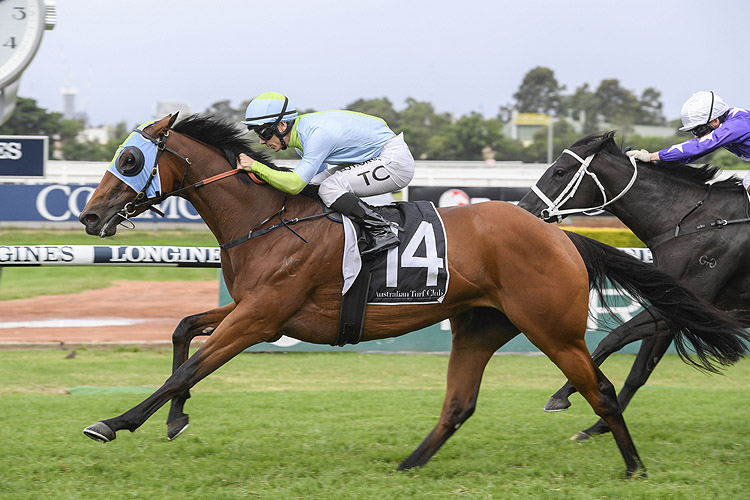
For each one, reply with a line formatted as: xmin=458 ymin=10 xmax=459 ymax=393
xmin=252 ymin=123 xmax=276 ymax=141
xmin=690 ymin=123 xmax=714 ymax=137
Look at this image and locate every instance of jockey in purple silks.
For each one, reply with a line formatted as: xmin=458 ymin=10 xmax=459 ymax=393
xmin=626 ymin=91 xmax=750 ymax=194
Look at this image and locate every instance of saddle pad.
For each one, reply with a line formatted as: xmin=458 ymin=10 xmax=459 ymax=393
xmin=341 ymin=201 xmax=449 ymax=305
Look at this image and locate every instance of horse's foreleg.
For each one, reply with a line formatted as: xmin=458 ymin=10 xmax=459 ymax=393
xmin=399 ymin=308 xmax=518 ymax=470
xmin=572 ymin=332 xmax=673 ymax=440
xmin=83 ymin=304 xmax=273 ymax=443
xmin=545 ymin=311 xmax=667 ymax=412
xmin=167 ymin=303 xmax=237 ymax=440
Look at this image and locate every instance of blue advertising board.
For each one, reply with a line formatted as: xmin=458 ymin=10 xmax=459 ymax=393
xmin=0 ymin=183 xmax=200 ymax=222
xmin=0 ymin=136 xmax=47 ymax=177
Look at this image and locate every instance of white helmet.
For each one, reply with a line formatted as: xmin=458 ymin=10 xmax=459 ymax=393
xmin=679 ymin=91 xmax=729 ymax=131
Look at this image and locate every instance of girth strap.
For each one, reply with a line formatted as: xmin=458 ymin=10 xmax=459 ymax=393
xmin=647 ymin=216 xmax=750 ymax=249
xmin=646 ymin=184 xmax=750 ymax=249
xmin=333 ymin=255 xmax=372 ymax=346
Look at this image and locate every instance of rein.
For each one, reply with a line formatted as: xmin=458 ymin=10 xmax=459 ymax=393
xmin=530 ymin=149 xmax=638 ymax=222
xmin=219 ymin=194 xmax=330 ymax=249
xmin=128 ymin=166 xmax=243 ymax=215
xmin=114 ymin=125 xmax=329 ymax=249
xmin=646 ymin=184 xmax=750 ymax=249
xmin=119 ymin=128 xmax=237 ymax=219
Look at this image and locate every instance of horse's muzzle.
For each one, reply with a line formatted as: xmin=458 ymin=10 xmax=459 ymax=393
xmin=79 ymin=209 xmax=120 ymax=237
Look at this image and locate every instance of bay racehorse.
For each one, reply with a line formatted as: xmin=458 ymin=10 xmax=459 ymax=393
xmin=518 ymin=131 xmax=750 ymax=440
xmin=78 ymin=116 xmax=750 ymax=477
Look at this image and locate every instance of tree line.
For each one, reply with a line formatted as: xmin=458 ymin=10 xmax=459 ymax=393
xmin=1 ymin=66 xmax=746 ymax=168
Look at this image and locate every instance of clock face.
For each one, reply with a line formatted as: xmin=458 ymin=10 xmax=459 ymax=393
xmin=0 ymin=0 xmax=43 ymax=88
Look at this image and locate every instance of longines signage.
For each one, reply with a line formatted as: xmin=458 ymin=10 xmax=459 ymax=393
xmin=0 ymin=135 xmax=47 ymax=177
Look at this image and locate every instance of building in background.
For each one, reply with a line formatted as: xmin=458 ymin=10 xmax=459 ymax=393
xmin=60 ymin=87 xmax=88 ymax=124
xmin=77 ymin=125 xmax=116 ymax=144
xmin=505 ymin=109 xmax=676 ymax=145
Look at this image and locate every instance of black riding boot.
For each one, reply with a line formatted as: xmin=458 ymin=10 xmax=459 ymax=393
xmin=330 ymin=192 xmax=399 ymax=256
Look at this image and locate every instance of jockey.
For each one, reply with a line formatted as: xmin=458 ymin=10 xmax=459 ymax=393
xmin=626 ymin=91 xmax=750 ymax=194
xmin=237 ymin=92 xmax=415 ymax=256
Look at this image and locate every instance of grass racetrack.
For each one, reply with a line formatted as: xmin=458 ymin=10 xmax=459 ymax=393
xmin=1 ymin=228 xmax=746 ymax=498
xmin=0 ymin=350 xmax=747 ymax=499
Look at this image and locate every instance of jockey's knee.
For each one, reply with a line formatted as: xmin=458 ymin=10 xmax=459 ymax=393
xmin=318 ymin=175 xmax=351 ymax=207
xmin=390 ymin=164 xmax=413 ymax=190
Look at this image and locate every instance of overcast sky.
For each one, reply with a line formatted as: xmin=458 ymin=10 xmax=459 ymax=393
xmin=17 ymin=0 xmax=750 ymax=128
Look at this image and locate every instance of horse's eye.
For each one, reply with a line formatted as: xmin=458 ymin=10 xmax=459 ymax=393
xmin=125 ymin=156 xmax=135 ymax=165
xmin=554 ymin=168 xmax=566 ymax=177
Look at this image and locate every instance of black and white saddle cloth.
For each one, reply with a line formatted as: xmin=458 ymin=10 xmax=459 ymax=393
xmin=342 ymin=201 xmax=449 ymax=305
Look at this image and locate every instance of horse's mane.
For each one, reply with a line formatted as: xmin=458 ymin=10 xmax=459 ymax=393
xmin=172 ymin=114 xmax=284 ymax=170
xmin=574 ymin=131 xmax=742 ymax=189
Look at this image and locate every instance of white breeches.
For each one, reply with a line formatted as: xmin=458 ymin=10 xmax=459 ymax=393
xmin=314 ymin=133 xmax=415 ymax=206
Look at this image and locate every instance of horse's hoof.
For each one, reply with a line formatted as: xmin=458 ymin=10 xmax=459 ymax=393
xmin=544 ymin=397 xmax=571 ymax=412
xmin=569 ymin=431 xmax=591 ymax=441
xmin=625 ymin=468 xmax=648 ymax=479
xmin=167 ymin=415 xmax=190 ymax=441
xmin=397 ymin=459 xmax=420 ymax=471
xmin=83 ymin=422 xmax=116 ymax=443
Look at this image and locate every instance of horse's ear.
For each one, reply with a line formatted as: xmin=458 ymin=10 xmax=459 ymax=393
xmin=168 ymin=112 xmax=180 ymax=128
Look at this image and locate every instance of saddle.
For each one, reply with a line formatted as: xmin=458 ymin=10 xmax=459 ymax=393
xmin=333 ymin=201 xmax=449 ymax=346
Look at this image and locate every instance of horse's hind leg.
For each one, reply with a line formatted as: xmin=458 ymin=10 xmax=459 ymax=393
xmin=545 ymin=311 xmax=668 ymax=412
xmin=535 ymin=337 xmax=646 ymax=478
xmin=399 ymin=308 xmax=519 ymax=470
xmin=572 ymin=332 xmax=673 ymax=441
xmin=167 ymin=303 xmax=236 ymax=440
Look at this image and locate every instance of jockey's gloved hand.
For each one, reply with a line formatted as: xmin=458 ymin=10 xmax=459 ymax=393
xmin=237 ymin=153 xmax=255 ymax=171
xmin=626 ymin=149 xmax=652 ymax=162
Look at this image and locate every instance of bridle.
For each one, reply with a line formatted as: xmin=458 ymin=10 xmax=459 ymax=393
xmin=530 ymin=148 xmax=639 ymax=222
xmin=116 ymin=126 xmax=241 ymax=222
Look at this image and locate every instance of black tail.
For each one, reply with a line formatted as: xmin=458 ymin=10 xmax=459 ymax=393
xmin=565 ymin=231 xmax=750 ymax=373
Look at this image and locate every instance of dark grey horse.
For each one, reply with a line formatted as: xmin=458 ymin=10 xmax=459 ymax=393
xmin=518 ymin=131 xmax=750 ymax=440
